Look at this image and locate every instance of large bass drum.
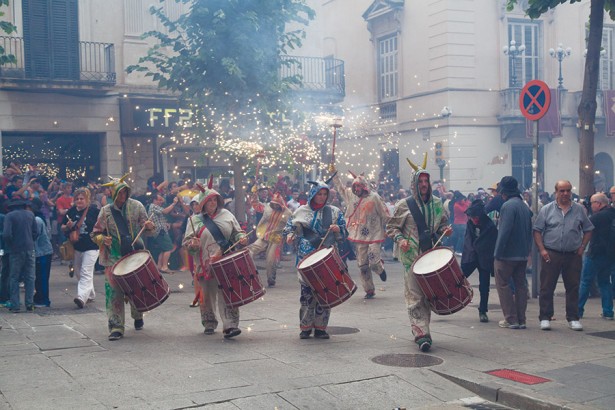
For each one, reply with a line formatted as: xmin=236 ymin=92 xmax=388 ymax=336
xmin=297 ymin=247 xmax=356 ymax=309
xmin=210 ymin=248 xmax=266 ymax=308
xmin=111 ymin=250 xmax=170 ymax=313
xmin=411 ymin=247 xmax=473 ymax=315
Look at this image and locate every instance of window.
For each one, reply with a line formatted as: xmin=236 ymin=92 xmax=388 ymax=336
xmin=600 ymin=26 xmax=614 ymax=90
xmin=512 ymin=145 xmax=544 ymax=191
xmin=22 ymin=0 xmax=79 ymax=80
xmin=378 ymin=35 xmax=398 ymax=101
xmin=507 ymin=20 xmax=541 ymax=87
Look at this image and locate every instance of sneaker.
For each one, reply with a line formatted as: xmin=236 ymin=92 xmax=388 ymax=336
xmin=417 ymin=337 xmax=432 ymax=352
xmin=379 ymin=270 xmax=387 ymax=282
xmin=498 ymin=320 xmax=519 ymax=329
xmin=540 ymin=320 xmax=551 ymax=330
xmin=204 ymin=328 xmax=215 ymax=335
xmin=601 ymin=314 xmax=614 ymax=320
xmin=299 ymin=330 xmax=312 ymax=339
xmin=108 ymin=331 xmax=123 ymax=341
xmin=26 ymin=305 xmax=35 ymax=312
xmin=223 ymin=328 xmax=241 ymax=339
xmin=479 ymin=312 xmax=489 ymax=323
xmin=568 ymin=320 xmax=583 ymax=331
xmin=519 ymin=322 xmax=527 ymax=329
xmin=34 ymin=303 xmax=49 ymax=308
xmin=364 ymin=291 xmax=375 ymax=299
xmin=267 ymin=281 xmax=276 ymax=288
xmin=314 ymin=330 xmax=330 ymax=339
xmin=74 ymin=298 xmax=84 ymax=309
xmin=134 ymin=319 xmax=144 ymax=330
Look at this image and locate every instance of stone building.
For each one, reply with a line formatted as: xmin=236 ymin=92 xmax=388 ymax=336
xmin=301 ymin=0 xmax=615 ymax=195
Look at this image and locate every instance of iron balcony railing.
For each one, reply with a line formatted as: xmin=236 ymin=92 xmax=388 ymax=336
xmin=280 ymin=55 xmax=345 ymax=102
xmin=0 ymin=36 xmax=116 ymax=84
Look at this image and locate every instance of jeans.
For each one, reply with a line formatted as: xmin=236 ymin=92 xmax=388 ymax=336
xmin=0 ymin=255 xmax=10 ymax=303
xmin=461 ymin=261 xmax=491 ymax=313
xmin=34 ymin=254 xmax=52 ymax=306
xmin=579 ymin=255 xmax=614 ymax=318
xmin=74 ymin=249 xmax=99 ymax=304
xmin=9 ymin=251 xmax=36 ymax=310
xmin=452 ymin=224 xmax=466 ymax=253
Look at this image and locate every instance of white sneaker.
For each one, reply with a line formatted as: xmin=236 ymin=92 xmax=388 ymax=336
xmin=540 ymin=320 xmax=551 ymax=330
xmin=568 ymin=320 xmax=583 ymax=331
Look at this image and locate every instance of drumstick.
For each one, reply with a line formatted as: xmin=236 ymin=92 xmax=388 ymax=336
xmin=189 ymin=214 xmax=197 ymax=236
xmin=223 ymin=230 xmax=254 ymax=255
xmin=131 ymin=218 xmax=152 ymax=248
xmin=317 ymin=226 xmax=333 ymax=249
xmin=432 ymin=226 xmax=451 ymax=249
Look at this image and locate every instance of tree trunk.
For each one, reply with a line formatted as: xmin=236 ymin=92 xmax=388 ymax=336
xmin=578 ymin=0 xmax=605 ymax=198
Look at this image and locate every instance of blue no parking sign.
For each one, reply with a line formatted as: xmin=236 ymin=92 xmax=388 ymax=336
xmin=519 ymin=80 xmax=551 ymax=121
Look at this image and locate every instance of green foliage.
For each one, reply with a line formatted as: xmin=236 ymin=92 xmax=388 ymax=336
xmin=507 ymin=0 xmax=615 ymax=19
xmin=0 ymin=0 xmax=17 ymax=66
xmin=127 ymin=0 xmax=315 ymax=118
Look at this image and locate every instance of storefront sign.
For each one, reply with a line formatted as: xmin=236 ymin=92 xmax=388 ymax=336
xmin=120 ymin=97 xmax=194 ymax=136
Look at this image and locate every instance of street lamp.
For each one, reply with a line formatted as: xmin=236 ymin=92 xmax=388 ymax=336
xmin=503 ymin=40 xmax=526 ymax=88
xmin=549 ymin=44 xmax=572 ymax=89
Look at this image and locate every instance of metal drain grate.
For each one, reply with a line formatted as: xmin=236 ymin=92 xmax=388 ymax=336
xmin=371 ymin=353 xmax=443 ymax=368
xmin=327 ymin=326 xmax=360 ymax=335
xmin=486 ymin=369 xmax=550 ymax=385
xmin=587 ymin=330 xmax=615 ymax=340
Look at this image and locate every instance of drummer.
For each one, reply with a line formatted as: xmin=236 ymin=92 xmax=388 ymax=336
xmin=182 ymin=180 xmax=248 ymax=338
xmin=386 ymin=154 xmax=452 ymax=352
xmin=248 ymin=192 xmax=292 ymax=288
xmin=284 ymin=178 xmax=347 ymax=340
xmin=91 ymin=175 xmax=155 ymax=341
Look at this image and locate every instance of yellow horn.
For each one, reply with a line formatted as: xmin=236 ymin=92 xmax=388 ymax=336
xmin=101 ymin=181 xmax=115 ymax=187
xmin=406 ymin=158 xmax=419 ymax=171
xmin=422 ymin=152 xmax=428 ymax=170
xmin=118 ymin=173 xmax=131 ymax=183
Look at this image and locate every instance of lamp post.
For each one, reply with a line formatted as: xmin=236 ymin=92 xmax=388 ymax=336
xmin=503 ymin=40 xmax=526 ymax=88
xmin=549 ymin=44 xmax=572 ymax=89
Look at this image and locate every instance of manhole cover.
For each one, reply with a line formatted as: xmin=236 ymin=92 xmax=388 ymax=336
xmin=327 ymin=326 xmax=359 ymax=335
xmin=371 ymin=353 xmax=443 ymax=368
xmin=588 ymin=330 xmax=615 ymax=340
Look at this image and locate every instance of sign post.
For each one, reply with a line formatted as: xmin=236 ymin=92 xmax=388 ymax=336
xmin=519 ymin=80 xmax=551 ymax=298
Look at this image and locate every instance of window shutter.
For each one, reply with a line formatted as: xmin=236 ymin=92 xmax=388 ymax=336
xmin=23 ymin=0 xmax=80 ymax=80
xmin=50 ymin=0 xmax=79 ymax=79
xmin=23 ymin=0 xmax=51 ymax=78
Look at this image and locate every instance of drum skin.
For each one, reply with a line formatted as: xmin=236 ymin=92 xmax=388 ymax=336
xmin=297 ymin=247 xmax=357 ymax=309
xmin=411 ymin=246 xmax=473 ymax=315
xmin=111 ymin=250 xmax=170 ymax=313
xmin=210 ymin=248 xmax=266 ymax=308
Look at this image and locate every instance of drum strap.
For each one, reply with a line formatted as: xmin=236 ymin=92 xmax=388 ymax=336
xmin=406 ymin=197 xmax=433 ymax=253
xmin=201 ymin=214 xmax=232 ymax=253
xmin=110 ymin=207 xmax=143 ymax=256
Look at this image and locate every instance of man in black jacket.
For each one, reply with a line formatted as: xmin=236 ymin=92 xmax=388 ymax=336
xmin=578 ymin=193 xmax=615 ymax=320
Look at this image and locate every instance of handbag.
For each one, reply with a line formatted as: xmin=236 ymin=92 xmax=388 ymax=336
xmin=69 ymin=207 xmax=87 ymax=244
xmin=59 ymin=240 xmax=75 ymax=261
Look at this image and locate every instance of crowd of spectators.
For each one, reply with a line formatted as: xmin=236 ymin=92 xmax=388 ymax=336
xmin=1 ymin=161 xmax=614 ymax=323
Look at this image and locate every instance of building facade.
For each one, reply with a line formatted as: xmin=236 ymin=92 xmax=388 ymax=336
xmin=0 ymin=0 xmax=202 ymax=191
xmin=303 ymin=0 xmax=615 ymax=195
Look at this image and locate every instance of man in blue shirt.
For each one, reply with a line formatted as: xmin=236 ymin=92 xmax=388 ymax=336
xmin=533 ymin=180 xmax=593 ymax=331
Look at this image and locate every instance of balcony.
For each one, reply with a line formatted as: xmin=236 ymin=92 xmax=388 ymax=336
xmin=0 ymin=36 xmax=116 ymax=91
xmin=280 ymin=55 xmax=345 ymax=104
